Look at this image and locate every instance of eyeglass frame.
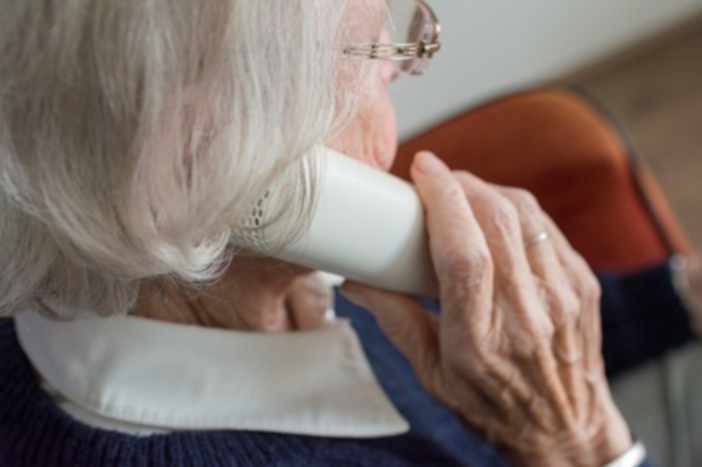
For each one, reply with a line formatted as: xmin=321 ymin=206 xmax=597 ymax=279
xmin=338 ymin=0 xmax=441 ymax=75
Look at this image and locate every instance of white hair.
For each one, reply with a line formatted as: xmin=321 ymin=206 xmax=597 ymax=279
xmin=0 ymin=0 xmax=380 ymax=318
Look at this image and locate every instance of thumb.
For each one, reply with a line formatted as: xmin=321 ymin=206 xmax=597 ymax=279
xmin=339 ymin=281 xmax=441 ymax=388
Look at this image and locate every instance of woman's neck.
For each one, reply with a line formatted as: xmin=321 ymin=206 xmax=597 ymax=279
xmin=134 ymin=257 xmax=319 ymax=331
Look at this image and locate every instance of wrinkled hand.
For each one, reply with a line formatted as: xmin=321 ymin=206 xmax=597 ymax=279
xmin=341 ymin=152 xmax=631 ymax=466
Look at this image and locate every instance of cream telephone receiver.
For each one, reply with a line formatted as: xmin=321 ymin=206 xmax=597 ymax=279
xmin=236 ymin=147 xmax=439 ymax=297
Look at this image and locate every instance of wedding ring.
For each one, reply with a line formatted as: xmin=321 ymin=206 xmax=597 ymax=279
xmin=524 ymin=231 xmax=550 ymax=249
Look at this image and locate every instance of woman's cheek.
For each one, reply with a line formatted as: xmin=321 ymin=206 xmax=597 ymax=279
xmin=327 ymin=71 xmax=399 ymax=171
xmin=369 ymin=89 xmax=399 ymax=171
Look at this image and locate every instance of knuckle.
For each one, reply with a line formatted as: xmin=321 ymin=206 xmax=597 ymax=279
xmin=517 ymin=196 xmax=541 ymax=222
xmin=505 ymin=189 xmax=546 ymax=229
xmin=565 ymin=251 xmax=602 ymax=301
xmin=509 ymin=189 xmax=540 ymax=213
xmin=549 ymin=285 xmax=581 ymax=324
xmin=509 ymin=299 xmax=556 ymax=341
xmin=444 ymin=255 xmax=472 ymax=279
xmin=560 ymin=290 xmax=581 ymax=322
xmin=584 ymin=276 xmax=602 ymax=301
xmin=576 ymin=265 xmax=601 ymax=301
xmin=443 ymin=247 xmax=492 ymax=283
xmin=524 ymin=312 xmax=556 ymax=342
xmin=490 ymin=198 xmax=520 ymax=233
xmin=536 ymin=313 xmax=556 ymax=337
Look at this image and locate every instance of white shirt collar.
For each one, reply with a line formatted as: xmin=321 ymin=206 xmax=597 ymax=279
xmin=14 ymin=310 xmax=409 ymax=438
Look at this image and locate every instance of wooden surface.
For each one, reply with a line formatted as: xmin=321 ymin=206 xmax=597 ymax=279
xmin=572 ymin=18 xmax=702 ymax=251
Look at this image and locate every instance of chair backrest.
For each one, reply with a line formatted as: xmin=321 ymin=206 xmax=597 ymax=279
xmin=392 ymin=87 xmax=690 ymax=271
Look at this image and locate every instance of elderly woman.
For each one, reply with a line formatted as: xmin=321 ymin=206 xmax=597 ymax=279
xmin=1 ymin=1 xmax=699 ymax=466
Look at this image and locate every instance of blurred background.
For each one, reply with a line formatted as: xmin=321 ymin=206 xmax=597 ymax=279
xmin=390 ymin=0 xmax=702 ymax=250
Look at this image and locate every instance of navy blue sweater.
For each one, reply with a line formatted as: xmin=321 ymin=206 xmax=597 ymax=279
xmin=0 ymin=263 xmax=686 ymax=466
xmin=599 ymin=262 xmax=693 ymax=376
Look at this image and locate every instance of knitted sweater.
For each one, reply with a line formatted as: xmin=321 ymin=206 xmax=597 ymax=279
xmin=599 ymin=262 xmax=693 ymax=376
xmin=0 ymin=263 xmax=685 ymax=467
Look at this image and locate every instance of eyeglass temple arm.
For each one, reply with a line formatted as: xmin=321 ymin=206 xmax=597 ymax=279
xmin=340 ymin=41 xmax=441 ymax=61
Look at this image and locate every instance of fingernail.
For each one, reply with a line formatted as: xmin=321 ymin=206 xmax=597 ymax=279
xmin=414 ymin=151 xmax=443 ymax=175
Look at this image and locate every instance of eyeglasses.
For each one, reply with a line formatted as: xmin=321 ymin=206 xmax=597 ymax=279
xmin=340 ymin=0 xmax=441 ymax=76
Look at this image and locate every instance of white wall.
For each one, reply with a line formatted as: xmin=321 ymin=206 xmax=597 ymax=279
xmin=391 ymin=0 xmax=702 ymax=139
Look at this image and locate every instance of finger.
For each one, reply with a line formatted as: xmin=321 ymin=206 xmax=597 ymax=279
xmin=542 ymin=215 xmax=603 ymax=370
xmin=543 ymin=216 xmax=604 ymax=419
xmin=494 ymin=186 xmax=578 ymax=326
xmin=541 ymin=215 xmax=589 ymax=290
xmin=286 ymin=274 xmax=333 ymax=330
xmin=338 ymin=281 xmax=442 ymax=393
xmin=453 ymin=172 xmax=578 ymax=425
xmin=452 ymin=172 xmax=553 ymax=345
xmin=407 ymin=153 xmax=541 ymax=423
xmin=410 ymin=152 xmax=494 ymax=341
xmin=491 ymin=185 xmax=557 ymax=274
xmin=494 ymin=186 xmax=587 ymax=420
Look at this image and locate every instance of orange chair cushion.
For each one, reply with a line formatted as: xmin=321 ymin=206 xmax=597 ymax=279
xmin=392 ymin=88 xmax=690 ymax=271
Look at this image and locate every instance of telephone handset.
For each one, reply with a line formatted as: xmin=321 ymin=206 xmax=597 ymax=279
xmin=238 ymin=147 xmax=439 ymax=297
